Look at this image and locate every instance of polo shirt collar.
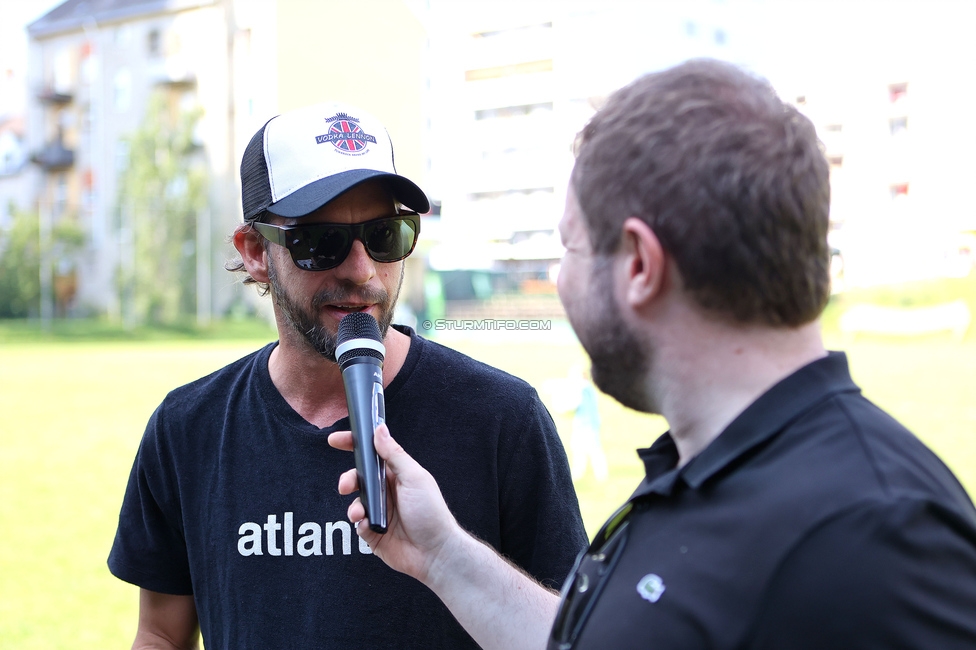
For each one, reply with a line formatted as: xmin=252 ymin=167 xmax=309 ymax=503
xmin=633 ymin=351 xmax=861 ymax=498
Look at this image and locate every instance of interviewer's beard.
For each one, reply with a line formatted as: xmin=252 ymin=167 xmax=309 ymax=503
xmin=577 ymin=257 xmax=654 ymax=414
xmin=267 ymin=254 xmax=403 ymax=361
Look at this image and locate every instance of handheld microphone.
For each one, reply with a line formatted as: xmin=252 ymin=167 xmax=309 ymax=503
xmin=336 ymin=312 xmax=388 ymax=534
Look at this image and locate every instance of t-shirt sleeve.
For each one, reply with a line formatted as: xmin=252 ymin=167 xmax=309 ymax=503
xmin=107 ymin=404 xmax=194 ymax=595
xmin=496 ymin=389 xmax=589 ymax=590
xmin=748 ymin=497 xmax=976 ymax=648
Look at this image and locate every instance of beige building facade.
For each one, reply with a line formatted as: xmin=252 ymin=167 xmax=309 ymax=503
xmin=25 ymin=0 xmax=428 ymax=321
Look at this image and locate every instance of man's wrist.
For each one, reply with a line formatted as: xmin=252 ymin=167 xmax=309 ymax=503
xmin=423 ymin=520 xmax=479 ymax=591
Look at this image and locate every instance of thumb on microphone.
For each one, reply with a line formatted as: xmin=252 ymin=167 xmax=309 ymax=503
xmin=328 ymin=423 xmax=429 ymax=493
xmin=371 ymin=422 xmax=415 ymax=475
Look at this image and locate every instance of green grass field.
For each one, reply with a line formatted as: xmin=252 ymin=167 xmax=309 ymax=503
xmin=1 ymin=307 xmax=974 ymax=647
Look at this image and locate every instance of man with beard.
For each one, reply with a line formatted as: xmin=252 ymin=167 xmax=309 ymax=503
xmin=107 ymin=102 xmax=588 ymax=649
xmin=329 ymin=60 xmax=976 ymax=649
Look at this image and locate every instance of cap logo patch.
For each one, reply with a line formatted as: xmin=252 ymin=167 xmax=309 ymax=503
xmin=315 ymin=112 xmax=377 ymax=156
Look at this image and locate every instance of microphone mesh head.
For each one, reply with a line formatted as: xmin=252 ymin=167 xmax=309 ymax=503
xmin=336 ymin=312 xmax=384 ymax=365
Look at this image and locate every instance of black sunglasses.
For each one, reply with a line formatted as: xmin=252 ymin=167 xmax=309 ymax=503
xmin=253 ymin=213 xmax=421 ymax=271
xmin=549 ymin=501 xmax=634 ymax=649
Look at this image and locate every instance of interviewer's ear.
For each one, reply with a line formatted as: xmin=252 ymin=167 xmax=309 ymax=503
xmin=621 ymin=217 xmax=666 ymax=307
xmin=234 ymin=224 xmax=270 ymax=284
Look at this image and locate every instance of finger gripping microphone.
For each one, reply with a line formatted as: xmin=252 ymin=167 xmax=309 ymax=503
xmin=336 ymin=312 xmax=388 ymax=534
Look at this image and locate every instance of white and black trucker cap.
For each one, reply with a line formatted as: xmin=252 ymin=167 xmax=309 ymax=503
xmin=240 ymin=102 xmax=429 ymax=221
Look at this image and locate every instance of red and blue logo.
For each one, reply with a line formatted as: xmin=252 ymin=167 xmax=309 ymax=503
xmin=316 ymin=112 xmax=377 ymax=153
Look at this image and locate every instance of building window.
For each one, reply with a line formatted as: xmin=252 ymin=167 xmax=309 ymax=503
xmin=53 ymin=48 xmax=73 ymax=93
xmin=889 ymin=116 xmax=908 ymax=136
xmin=82 ymin=170 xmax=95 ymax=215
xmin=80 ymin=42 xmax=94 ymax=84
xmin=115 ymin=140 xmax=129 ymax=173
xmin=470 ymin=187 xmax=553 ymax=202
xmin=148 ymin=29 xmax=161 ymax=56
xmin=2 ymin=149 xmax=16 ymax=175
xmin=113 ymin=69 xmax=132 ymax=112
xmin=115 ymin=24 xmax=133 ymax=47
xmin=475 ymin=102 xmax=552 ymax=121
xmin=888 ymin=82 xmax=908 ymax=103
xmin=54 ymin=174 xmax=68 ymax=218
xmin=465 ymin=59 xmax=553 ymax=82
xmin=473 ymin=22 xmax=552 ymax=39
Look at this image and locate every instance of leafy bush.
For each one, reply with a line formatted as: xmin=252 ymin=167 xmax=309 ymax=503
xmin=0 ymin=205 xmax=84 ymax=318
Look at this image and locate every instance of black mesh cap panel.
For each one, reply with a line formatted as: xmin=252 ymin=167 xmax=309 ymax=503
xmin=240 ymin=122 xmax=273 ymax=222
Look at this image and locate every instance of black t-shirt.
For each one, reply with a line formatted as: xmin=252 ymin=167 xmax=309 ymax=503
xmin=109 ymin=327 xmax=588 ymax=649
xmin=557 ymin=351 xmax=976 ymax=649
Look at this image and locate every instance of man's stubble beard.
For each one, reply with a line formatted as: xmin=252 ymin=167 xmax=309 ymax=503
xmin=267 ymin=252 xmax=403 ymax=362
xmin=579 ymin=256 xmax=656 ymax=414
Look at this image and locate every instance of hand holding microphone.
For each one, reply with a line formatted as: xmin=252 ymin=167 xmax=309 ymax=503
xmin=330 ymin=421 xmax=469 ymax=586
xmin=336 ymin=312 xmax=388 ymax=534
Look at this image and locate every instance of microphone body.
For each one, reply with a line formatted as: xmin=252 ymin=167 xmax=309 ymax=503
xmin=336 ymin=313 xmax=388 ymax=534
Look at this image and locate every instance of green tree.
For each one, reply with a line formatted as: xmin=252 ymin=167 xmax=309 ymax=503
xmin=0 ymin=204 xmax=84 ymax=319
xmin=116 ymin=92 xmax=207 ymax=324
xmin=0 ymin=205 xmax=41 ymax=318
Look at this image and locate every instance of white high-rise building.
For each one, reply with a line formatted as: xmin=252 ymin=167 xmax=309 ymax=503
xmin=422 ymin=0 xmax=975 ymax=299
xmin=423 ymin=0 xmax=748 ymax=301
xmin=772 ymin=0 xmax=976 ymax=289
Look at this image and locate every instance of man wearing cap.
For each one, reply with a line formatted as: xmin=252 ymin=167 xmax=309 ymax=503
xmin=107 ymin=103 xmax=588 ymax=649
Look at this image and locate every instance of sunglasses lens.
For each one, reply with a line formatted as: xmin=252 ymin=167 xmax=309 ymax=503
xmin=311 ymin=226 xmax=352 ymax=259
xmin=365 ymin=218 xmax=417 ymax=261
xmin=286 ymin=226 xmax=350 ymax=271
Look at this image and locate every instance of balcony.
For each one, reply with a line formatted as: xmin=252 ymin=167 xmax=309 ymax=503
xmin=148 ymin=58 xmax=197 ymax=87
xmin=36 ymin=88 xmax=73 ymax=105
xmin=31 ymin=130 xmax=74 ymax=172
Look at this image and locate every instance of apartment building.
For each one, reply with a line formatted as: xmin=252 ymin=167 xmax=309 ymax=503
xmin=26 ymin=0 xmax=261 ymax=321
xmin=23 ymin=0 xmax=426 ymax=322
xmin=422 ymin=0 xmax=975 ymax=301
xmin=423 ymin=0 xmax=745 ymax=304
xmin=781 ymin=3 xmax=976 ymax=289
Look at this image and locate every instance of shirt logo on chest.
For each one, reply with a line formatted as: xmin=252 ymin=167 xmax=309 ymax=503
xmin=637 ymin=573 xmax=666 ymax=603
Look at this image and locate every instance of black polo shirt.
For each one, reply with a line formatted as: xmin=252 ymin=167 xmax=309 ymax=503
xmin=559 ymin=352 xmax=976 ymax=649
